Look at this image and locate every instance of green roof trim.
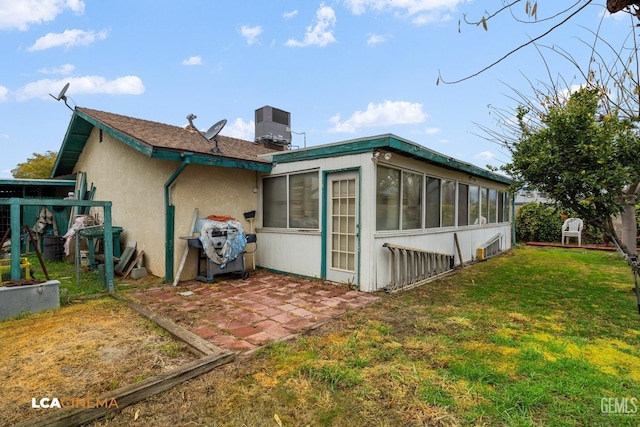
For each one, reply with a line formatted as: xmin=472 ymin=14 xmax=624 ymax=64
xmin=270 ymin=134 xmax=511 ymax=184
xmin=0 ymin=178 xmax=75 ymax=186
xmin=151 ymin=150 xmax=272 ymax=172
xmin=51 ymin=112 xmax=94 ymax=177
xmin=76 ymin=109 xmax=154 ymax=157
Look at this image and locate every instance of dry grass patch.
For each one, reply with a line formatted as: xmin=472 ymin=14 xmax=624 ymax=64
xmin=0 ymin=297 xmax=197 ymax=426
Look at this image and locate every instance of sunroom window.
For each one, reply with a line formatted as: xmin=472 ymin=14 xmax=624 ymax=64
xmin=458 ymin=183 xmax=469 ymax=226
xmin=263 ymin=172 xmax=319 ymax=229
xmin=425 ymin=177 xmax=441 ymax=228
xmin=469 ymin=185 xmax=481 ymax=224
xmin=402 ymin=171 xmax=423 ymax=229
xmin=488 ymin=189 xmax=498 ymax=223
xmin=263 ymin=176 xmax=287 ymax=228
xmin=376 ymin=166 xmax=400 ymax=230
xmin=442 ymin=179 xmax=456 ymax=227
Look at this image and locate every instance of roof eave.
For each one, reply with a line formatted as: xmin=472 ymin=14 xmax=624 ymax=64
xmin=269 ymin=134 xmax=511 ymax=184
xmin=151 ymin=149 xmax=272 ymax=172
xmin=53 ymin=109 xmax=273 ymax=175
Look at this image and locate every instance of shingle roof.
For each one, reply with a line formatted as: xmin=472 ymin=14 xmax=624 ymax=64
xmin=78 ymin=107 xmax=277 ymax=163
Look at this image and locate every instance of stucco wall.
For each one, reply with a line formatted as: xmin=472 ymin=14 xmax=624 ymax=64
xmin=73 ymin=128 xmax=259 ymax=281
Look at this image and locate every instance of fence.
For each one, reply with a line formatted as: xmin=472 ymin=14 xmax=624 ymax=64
xmin=383 ymin=243 xmax=455 ymax=293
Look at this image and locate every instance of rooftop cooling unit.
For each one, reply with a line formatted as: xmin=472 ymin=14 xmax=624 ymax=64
xmin=255 ymin=106 xmax=291 ymax=150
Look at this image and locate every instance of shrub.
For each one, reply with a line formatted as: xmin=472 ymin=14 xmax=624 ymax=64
xmin=516 ymin=202 xmax=606 ymax=244
xmin=515 ymin=202 xmax=564 ymax=243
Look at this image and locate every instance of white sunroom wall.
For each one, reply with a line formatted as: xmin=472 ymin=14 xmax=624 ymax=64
xmin=256 ymin=152 xmax=374 ymax=282
xmin=369 ymin=154 xmax=512 ymax=292
xmin=256 ymin=149 xmax=512 ymax=293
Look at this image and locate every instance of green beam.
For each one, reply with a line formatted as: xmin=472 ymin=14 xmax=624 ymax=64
xmin=0 ymin=179 xmax=75 ymax=187
xmin=1 ymin=198 xmax=115 ymax=289
xmin=151 ymin=150 xmax=272 ymax=172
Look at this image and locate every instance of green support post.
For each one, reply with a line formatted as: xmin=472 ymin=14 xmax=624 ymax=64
xmin=10 ymin=202 xmax=21 ymax=280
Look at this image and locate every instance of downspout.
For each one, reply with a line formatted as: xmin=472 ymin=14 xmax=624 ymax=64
xmin=164 ymin=152 xmax=192 ymax=282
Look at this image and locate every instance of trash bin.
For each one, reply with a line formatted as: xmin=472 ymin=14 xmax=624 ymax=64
xmin=43 ymin=235 xmax=65 ymax=262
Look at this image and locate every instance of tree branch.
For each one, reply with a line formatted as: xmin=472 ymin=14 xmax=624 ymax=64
xmin=438 ymin=1 xmax=594 ymax=84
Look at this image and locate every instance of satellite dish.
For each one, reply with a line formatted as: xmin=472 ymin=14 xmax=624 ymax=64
xmin=204 ymin=119 xmax=227 ymax=154
xmin=49 ymin=82 xmax=73 ymax=111
xmin=185 ymin=114 xmax=227 ymax=154
xmin=205 ymin=119 xmax=227 ymax=140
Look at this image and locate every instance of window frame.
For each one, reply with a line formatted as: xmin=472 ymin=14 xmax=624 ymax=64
xmin=262 ymin=170 xmax=320 ymax=230
xmin=372 ymin=166 xmax=510 ymax=231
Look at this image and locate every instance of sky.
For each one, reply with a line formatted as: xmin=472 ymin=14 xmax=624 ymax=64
xmin=0 ymin=0 xmax=634 ymax=179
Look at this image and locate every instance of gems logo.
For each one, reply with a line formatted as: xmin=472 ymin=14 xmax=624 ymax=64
xmin=601 ymin=397 xmax=638 ymax=416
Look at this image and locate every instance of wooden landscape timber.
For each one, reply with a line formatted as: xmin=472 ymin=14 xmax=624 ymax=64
xmin=16 ymin=351 xmax=235 ymax=427
xmin=112 ymin=294 xmax=223 ymax=357
xmin=15 ymin=294 xmax=235 ymax=427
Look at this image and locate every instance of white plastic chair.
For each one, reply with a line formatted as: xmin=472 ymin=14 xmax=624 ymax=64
xmin=562 ymin=218 xmax=583 ymax=246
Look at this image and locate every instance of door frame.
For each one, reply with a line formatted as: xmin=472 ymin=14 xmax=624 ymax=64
xmin=321 ymin=167 xmax=361 ymax=287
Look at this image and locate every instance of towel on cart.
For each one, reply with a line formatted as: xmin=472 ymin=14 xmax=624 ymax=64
xmin=198 ymin=219 xmax=247 ymax=268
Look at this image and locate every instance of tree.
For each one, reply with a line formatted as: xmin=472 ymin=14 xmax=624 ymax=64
xmin=502 ymin=87 xmax=640 ymax=255
xmin=11 ymin=151 xmax=58 ymax=179
xmin=607 ymin=0 xmax=640 ymax=14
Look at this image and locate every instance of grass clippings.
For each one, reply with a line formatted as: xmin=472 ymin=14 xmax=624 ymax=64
xmin=0 ymin=297 xmax=197 ymax=426
xmin=87 ymin=246 xmax=639 ymax=426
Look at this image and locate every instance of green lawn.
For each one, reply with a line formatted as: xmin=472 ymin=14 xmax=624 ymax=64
xmin=24 ymin=246 xmax=636 ymax=426
xmin=148 ymin=246 xmax=639 ymax=427
xmin=21 ymin=253 xmax=163 ymax=306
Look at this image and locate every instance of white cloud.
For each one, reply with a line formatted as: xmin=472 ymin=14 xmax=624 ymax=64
xmin=0 ymin=85 xmax=8 ymax=102
xmin=39 ymin=63 xmax=75 ymax=75
xmin=329 ymin=100 xmax=427 ymax=133
xmin=221 ymin=117 xmax=254 ymax=141
xmin=239 ymin=25 xmax=263 ymax=45
xmin=0 ymin=0 xmax=85 ymax=31
xmin=285 ymin=3 xmax=336 ymax=47
xmin=424 ymin=127 xmax=439 ymax=134
xmin=474 ymin=150 xmax=496 ymax=160
xmin=283 ymin=9 xmax=298 ymax=19
xmin=28 ymin=28 xmax=108 ymax=51
xmin=15 ymin=75 xmax=145 ymax=101
xmin=412 ymin=12 xmax=453 ymax=25
xmin=367 ymin=34 xmax=386 ymax=45
xmin=554 ymin=84 xmax=585 ymax=103
xmin=182 ymin=56 xmax=202 ymax=66
xmin=344 ymin=0 xmax=462 ymax=25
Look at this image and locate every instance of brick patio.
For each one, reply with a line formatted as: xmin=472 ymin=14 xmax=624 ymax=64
xmin=126 ymin=271 xmax=380 ymax=354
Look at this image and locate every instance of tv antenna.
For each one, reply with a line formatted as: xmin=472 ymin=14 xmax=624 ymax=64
xmin=186 ymin=114 xmax=227 ymax=154
xmin=186 ymin=113 xmax=197 ymax=129
xmin=49 ymin=82 xmax=73 ymax=111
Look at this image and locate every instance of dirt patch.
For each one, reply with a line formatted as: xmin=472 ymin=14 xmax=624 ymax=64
xmin=0 ymin=297 xmax=198 ymax=426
